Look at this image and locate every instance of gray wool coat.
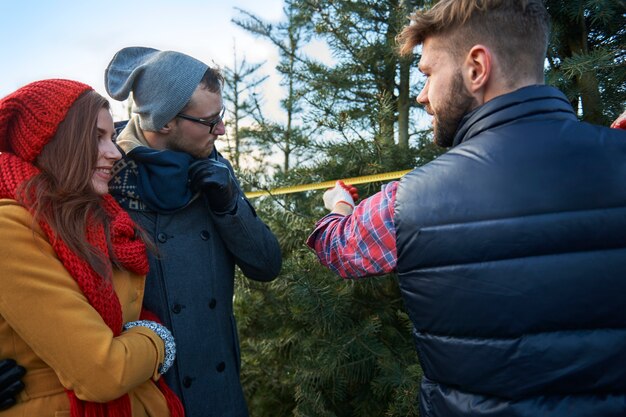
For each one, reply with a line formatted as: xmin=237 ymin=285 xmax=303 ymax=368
xmin=110 ymin=120 xmax=282 ymax=417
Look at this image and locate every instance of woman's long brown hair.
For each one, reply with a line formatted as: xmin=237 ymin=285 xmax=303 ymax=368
xmin=18 ymin=90 xmax=118 ymax=279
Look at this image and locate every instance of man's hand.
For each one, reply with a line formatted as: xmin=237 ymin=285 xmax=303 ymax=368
xmin=0 ymin=359 xmax=26 ymax=410
xmin=189 ymin=159 xmax=239 ymax=214
xmin=611 ymin=109 xmax=626 ymax=130
xmin=323 ymin=181 xmax=359 ymax=214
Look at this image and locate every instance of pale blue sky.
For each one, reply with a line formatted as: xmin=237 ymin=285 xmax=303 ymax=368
xmin=0 ymin=0 xmax=286 ymax=119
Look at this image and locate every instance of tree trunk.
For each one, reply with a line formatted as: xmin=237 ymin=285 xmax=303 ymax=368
xmin=397 ymin=57 xmax=411 ymax=149
xmin=564 ymin=8 xmax=605 ymax=124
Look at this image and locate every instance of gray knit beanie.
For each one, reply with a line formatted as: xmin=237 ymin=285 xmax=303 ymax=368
xmin=105 ymin=47 xmax=208 ymax=131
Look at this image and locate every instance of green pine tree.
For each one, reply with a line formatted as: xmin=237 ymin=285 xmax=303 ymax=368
xmin=223 ymin=46 xmax=268 ymax=172
xmin=545 ymin=0 xmax=626 ymax=125
xmin=288 ymin=0 xmax=425 ymax=149
xmin=228 ymin=1 xmax=625 ymax=416
xmin=233 ymin=2 xmax=314 ymax=176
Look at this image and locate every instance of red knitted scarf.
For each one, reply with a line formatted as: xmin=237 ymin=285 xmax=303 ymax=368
xmin=0 ymin=152 xmax=184 ymax=417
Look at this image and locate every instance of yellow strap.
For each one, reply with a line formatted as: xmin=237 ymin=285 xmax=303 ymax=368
xmin=244 ymin=169 xmax=412 ymax=199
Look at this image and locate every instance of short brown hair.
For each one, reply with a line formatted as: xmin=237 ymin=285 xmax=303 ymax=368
xmin=397 ymin=0 xmax=550 ymax=83
xmin=199 ymin=67 xmax=225 ymax=93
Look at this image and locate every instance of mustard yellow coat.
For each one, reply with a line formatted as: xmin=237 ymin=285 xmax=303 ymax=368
xmin=0 ymin=199 xmax=170 ymax=417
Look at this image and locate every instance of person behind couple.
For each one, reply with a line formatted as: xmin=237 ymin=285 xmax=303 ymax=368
xmin=0 ymin=79 xmax=182 ymax=417
xmin=308 ymin=0 xmax=626 ymax=416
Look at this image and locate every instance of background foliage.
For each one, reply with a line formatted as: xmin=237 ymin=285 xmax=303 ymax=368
xmin=222 ymin=1 xmax=626 ymax=416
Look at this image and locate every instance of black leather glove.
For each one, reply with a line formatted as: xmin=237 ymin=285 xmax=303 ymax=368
xmin=188 ymin=159 xmax=239 ymax=214
xmin=0 ymin=359 xmax=26 ymax=410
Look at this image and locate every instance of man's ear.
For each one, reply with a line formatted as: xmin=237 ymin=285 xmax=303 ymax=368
xmin=463 ymin=44 xmax=492 ymax=95
xmin=157 ymin=119 xmax=177 ymax=135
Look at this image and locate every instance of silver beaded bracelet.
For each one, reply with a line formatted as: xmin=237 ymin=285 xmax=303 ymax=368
xmin=123 ymin=320 xmax=176 ymax=375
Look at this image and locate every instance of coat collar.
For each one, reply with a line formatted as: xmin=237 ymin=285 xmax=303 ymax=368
xmin=116 ymin=116 xmax=150 ymax=154
xmin=452 ymin=85 xmax=576 ymax=147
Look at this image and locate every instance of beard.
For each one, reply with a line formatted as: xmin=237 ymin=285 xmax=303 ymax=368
xmin=166 ymin=125 xmax=213 ymax=159
xmin=433 ymin=71 xmax=478 ymax=148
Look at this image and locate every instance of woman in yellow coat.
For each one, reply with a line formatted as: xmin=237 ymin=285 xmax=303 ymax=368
xmin=0 ymin=79 xmax=183 ymax=417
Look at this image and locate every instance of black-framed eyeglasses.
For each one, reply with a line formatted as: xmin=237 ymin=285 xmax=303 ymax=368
xmin=176 ymin=105 xmax=226 ymax=133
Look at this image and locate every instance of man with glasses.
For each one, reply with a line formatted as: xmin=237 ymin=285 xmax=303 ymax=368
xmin=104 ymin=47 xmax=281 ymax=417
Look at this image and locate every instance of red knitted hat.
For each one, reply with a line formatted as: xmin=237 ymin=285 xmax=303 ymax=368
xmin=0 ymin=79 xmax=92 ymax=162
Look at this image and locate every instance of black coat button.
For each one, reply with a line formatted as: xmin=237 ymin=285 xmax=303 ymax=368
xmin=216 ymin=362 xmax=226 ymax=372
xmin=183 ymin=376 xmax=193 ymax=388
xmin=200 ymin=230 xmax=210 ymax=240
xmin=172 ymin=304 xmax=182 ymax=314
xmin=157 ymin=233 xmax=167 ymax=243
xmin=208 ymin=298 xmax=217 ymax=309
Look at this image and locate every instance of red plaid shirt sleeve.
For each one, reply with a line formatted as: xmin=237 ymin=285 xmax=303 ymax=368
xmin=306 ymin=181 xmax=398 ymax=278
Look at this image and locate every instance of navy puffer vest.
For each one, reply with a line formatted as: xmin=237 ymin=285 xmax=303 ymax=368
xmin=395 ymin=85 xmax=626 ymax=417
